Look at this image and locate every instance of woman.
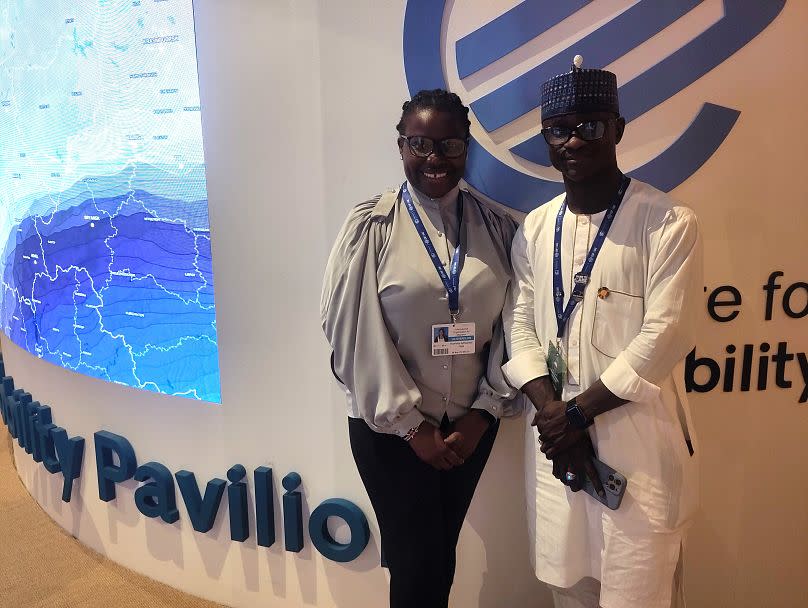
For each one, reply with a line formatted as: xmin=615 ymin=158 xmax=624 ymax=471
xmin=320 ymin=89 xmax=519 ymax=608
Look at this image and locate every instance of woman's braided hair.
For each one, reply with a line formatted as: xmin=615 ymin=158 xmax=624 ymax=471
xmin=396 ymin=89 xmax=471 ymax=137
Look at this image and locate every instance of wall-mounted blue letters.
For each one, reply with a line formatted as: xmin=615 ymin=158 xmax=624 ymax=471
xmin=175 ymin=470 xmax=227 ymax=533
xmin=309 ymin=498 xmax=370 ymax=563
xmin=0 ymin=354 xmax=371 ymax=562
xmin=1 ymin=363 xmax=84 ymax=502
xmin=227 ymin=464 xmax=249 ymax=542
xmin=254 ymin=466 xmax=276 ymax=548
xmin=51 ymin=427 xmax=85 ymax=502
xmin=282 ymin=472 xmax=304 ymax=553
xmin=94 ymin=431 xmax=137 ymax=502
xmin=134 ymin=462 xmax=180 ymax=524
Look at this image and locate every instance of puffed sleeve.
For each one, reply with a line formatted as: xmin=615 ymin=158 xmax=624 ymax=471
xmin=599 ymin=206 xmax=703 ymax=403
xmin=470 ymin=202 xmax=522 ymax=418
xmin=320 ymin=196 xmax=426 ymax=436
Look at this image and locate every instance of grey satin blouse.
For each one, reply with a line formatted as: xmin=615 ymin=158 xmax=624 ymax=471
xmin=321 ymin=182 xmax=520 ymax=437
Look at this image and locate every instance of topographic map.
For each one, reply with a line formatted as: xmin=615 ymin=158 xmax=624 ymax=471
xmin=0 ymin=0 xmax=220 ymax=402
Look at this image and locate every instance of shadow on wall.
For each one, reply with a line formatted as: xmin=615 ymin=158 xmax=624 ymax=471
xmin=319 ymin=414 xmax=393 ymax=605
xmin=468 ymin=415 xmax=553 ymax=608
xmin=322 ymin=533 xmax=390 ymax=607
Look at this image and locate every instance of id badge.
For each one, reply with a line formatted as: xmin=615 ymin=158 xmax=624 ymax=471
xmin=431 ymin=323 xmax=476 ymax=356
xmin=546 ymin=339 xmax=567 ymax=395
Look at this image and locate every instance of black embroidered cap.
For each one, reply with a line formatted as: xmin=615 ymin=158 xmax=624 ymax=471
xmin=541 ymin=55 xmax=619 ymax=120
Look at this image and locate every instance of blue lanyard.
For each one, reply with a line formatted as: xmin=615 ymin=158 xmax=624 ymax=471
xmin=401 ymin=183 xmax=463 ymax=322
xmin=553 ymin=176 xmax=630 ymax=338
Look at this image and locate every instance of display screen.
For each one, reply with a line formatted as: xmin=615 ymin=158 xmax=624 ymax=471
xmin=0 ymin=1 xmax=220 ymax=402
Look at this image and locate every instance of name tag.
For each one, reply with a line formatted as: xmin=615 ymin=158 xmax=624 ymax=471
xmin=546 ymin=339 xmax=567 ymax=395
xmin=431 ymin=323 xmax=476 ymax=356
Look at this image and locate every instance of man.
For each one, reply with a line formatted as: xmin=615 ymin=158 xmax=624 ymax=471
xmin=503 ymin=56 xmax=703 ymax=608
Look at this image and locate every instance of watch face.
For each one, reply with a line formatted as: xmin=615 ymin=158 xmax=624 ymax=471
xmin=567 ymin=403 xmax=589 ymax=429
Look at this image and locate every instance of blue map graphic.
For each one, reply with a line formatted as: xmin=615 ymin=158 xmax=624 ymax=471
xmin=0 ymin=1 xmax=220 ymax=402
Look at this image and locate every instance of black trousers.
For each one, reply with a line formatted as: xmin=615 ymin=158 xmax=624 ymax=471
xmin=348 ymin=416 xmax=499 ymax=608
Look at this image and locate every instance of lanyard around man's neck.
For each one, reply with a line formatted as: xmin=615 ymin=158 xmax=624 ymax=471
xmin=552 ymin=175 xmax=631 ymax=338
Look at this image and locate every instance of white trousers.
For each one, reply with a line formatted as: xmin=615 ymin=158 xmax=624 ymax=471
xmin=549 ymin=548 xmax=685 ymax=608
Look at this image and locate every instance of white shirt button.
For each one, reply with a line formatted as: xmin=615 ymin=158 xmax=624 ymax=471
xmin=442 ymin=396 xmax=448 ymax=402
xmin=579 ymin=217 xmax=589 ymax=225
xmin=437 ymin=231 xmax=443 ymax=237
xmin=442 ymin=364 xmax=448 ymax=369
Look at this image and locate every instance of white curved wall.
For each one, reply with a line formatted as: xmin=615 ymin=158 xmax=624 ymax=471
xmin=4 ymin=1 xmax=545 ymax=606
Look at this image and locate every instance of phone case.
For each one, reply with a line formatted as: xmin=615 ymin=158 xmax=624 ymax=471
xmin=581 ymin=458 xmax=627 ymax=510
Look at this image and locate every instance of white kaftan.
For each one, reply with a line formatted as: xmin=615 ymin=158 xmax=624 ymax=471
xmin=503 ymin=179 xmax=703 ymax=608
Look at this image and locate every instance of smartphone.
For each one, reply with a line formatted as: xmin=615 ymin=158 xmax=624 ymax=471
xmin=581 ymin=458 xmax=627 ymax=510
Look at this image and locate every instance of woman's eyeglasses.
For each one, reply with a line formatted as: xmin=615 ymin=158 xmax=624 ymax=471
xmin=399 ymin=135 xmax=468 ymax=158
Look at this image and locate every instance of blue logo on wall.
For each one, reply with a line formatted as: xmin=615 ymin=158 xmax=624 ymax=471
xmin=403 ymin=1 xmax=785 ymax=212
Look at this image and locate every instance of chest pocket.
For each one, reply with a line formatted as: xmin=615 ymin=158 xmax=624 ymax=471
xmin=591 ymin=288 xmax=644 ymax=359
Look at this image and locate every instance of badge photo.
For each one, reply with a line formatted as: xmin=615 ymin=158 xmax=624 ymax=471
xmin=431 ymin=323 xmax=476 ymax=357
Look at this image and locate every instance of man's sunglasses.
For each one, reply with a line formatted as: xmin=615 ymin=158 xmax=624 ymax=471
xmin=399 ymin=135 xmax=468 ymax=159
xmin=541 ymin=120 xmax=613 ymax=146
